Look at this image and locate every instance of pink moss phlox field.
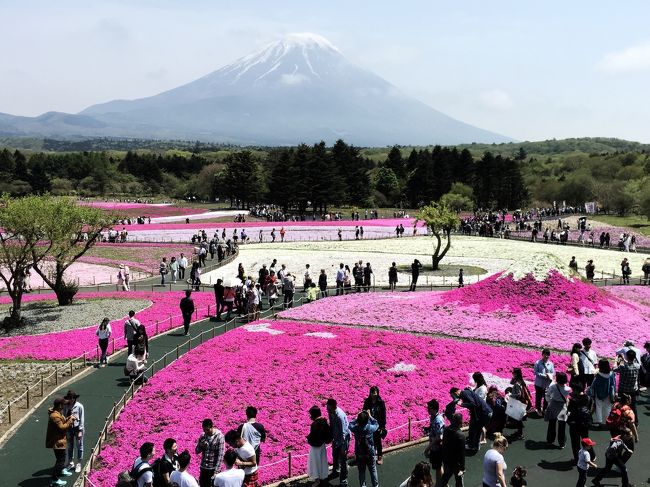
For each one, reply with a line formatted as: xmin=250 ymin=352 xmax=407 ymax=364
xmin=604 ymin=285 xmax=650 ymax=308
xmin=279 ymin=274 xmax=647 ymax=354
xmin=441 ymin=270 xmax=622 ymax=318
xmin=0 ymin=291 xmax=214 ymax=360
xmin=80 ymin=201 xmax=210 ymax=218
xmin=89 ymin=320 xmax=563 ymax=486
xmin=117 ymin=218 xmax=426 ymax=233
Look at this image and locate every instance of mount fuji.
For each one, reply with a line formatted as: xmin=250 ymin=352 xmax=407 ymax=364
xmin=0 ymin=33 xmax=511 ymax=146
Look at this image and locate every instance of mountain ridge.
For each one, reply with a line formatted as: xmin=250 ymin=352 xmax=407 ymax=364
xmin=1 ymin=33 xmax=512 ymax=146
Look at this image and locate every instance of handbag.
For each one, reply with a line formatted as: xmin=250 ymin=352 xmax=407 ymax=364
xmin=556 ymin=386 xmax=570 ymax=422
xmin=505 ymin=398 xmax=527 ymax=421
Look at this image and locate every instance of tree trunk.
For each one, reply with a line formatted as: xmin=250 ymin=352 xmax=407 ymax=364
xmin=10 ymin=293 xmax=22 ymax=322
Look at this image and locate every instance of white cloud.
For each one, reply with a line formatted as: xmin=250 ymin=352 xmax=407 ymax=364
xmin=597 ymin=41 xmax=650 ymax=73
xmin=478 ymin=89 xmax=514 ymax=111
xmin=280 ymin=73 xmax=309 ymax=85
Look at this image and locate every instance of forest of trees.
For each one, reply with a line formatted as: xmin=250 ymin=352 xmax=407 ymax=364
xmin=1 ymin=136 xmax=649 ymax=215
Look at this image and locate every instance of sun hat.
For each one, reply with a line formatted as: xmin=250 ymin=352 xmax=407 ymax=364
xmin=581 ymin=438 xmax=596 ymax=446
xmin=53 ymin=397 xmax=69 ymax=407
xmin=64 ymin=389 xmax=80 ymax=399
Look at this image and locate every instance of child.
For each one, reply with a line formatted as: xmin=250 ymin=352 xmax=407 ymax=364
xmin=576 ymin=438 xmax=597 ymax=487
xmin=306 ymin=282 xmax=320 ymax=302
xmin=510 ymin=466 xmax=527 ymax=487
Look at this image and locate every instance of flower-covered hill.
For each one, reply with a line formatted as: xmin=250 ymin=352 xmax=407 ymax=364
xmin=280 ymin=272 xmax=647 ymax=354
xmin=89 ymin=320 xmax=563 ymax=486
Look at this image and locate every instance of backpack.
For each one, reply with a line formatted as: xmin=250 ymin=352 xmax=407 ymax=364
xmin=150 ymin=457 xmax=170 ymax=487
xmin=605 ymin=405 xmax=623 ymax=429
xmin=129 ymin=461 xmax=152 ymax=487
xmin=605 ymin=438 xmax=624 ymax=460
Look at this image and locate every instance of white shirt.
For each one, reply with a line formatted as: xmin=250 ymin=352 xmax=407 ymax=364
xmin=96 ymin=324 xmax=112 ymax=340
xmin=170 ymin=470 xmax=200 ymax=487
xmin=577 ymin=448 xmax=591 ymax=471
xmin=580 ymin=349 xmax=598 ymax=375
xmin=132 ymin=459 xmax=153 ymax=487
xmin=179 ymin=257 xmax=188 ymax=268
xmin=482 ymin=449 xmax=506 ymax=487
xmin=236 ymin=442 xmax=257 ymax=475
xmin=213 ymin=468 xmax=245 ymax=487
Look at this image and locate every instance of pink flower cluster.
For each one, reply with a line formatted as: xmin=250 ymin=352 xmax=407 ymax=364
xmin=279 ymin=276 xmax=648 ymax=355
xmin=89 ymin=320 xmax=562 ymax=486
xmin=0 ymin=291 xmax=214 ymax=360
xmin=80 ymin=243 xmax=196 ymax=272
xmin=80 ymin=202 xmax=210 ymax=218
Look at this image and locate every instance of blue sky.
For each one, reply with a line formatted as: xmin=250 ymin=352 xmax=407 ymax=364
xmin=2 ymin=0 xmax=650 ymax=142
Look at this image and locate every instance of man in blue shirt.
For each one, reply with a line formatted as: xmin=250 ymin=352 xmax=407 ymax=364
xmin=327 ymin=398 xmax=350 ymax=486
xmin=424 ymin=399 xmax=445 ymax=483
xmin=533 ymin=348 xmax=555 ymax=414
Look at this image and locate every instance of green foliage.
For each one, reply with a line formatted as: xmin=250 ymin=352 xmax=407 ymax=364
xmin=374 ymin=167 xmax=400 ymax=204
xmin=416 ymin=202 xmax=459 ymax=270
xmin=440 ymin=192 xmax=473 ymax=212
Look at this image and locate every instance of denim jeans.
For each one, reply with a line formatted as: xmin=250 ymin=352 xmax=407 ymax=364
xmin=67 ymin=427 xmax=83 ymax=463
xmin=332 ymin=440 xmax=349 ymax=486
xmin=356 ymin=454 xmax=378 ymax=487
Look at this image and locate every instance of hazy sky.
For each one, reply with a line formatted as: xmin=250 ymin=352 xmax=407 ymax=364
xmin=2 ymin=0 xmax=650 ymax=142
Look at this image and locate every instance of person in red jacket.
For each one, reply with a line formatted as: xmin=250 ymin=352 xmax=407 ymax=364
xmin=46 ymin=397 xmax=77 ymax=486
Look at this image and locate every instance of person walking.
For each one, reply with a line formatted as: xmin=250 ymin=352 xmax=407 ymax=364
xmin=349 ymin=410 xmax=379 ymax=487
xmin=336 ymin=263 xmax=345 ymax=296
xmin=614 ymin=349 xmax=640 ymax=424
xmin=327 ymin=398 xmax=350 ymax=487
xmin=642 ymin=257 xmax=650 ymax=285
xmin=579 ymin=337 xmax=598 ymax=387
xmin=533 ymin=348 xmax=554 ymax=414
xmin=318 ymin=269 xmax=328 ymax=298
xmin=410 ymin=259 xmax=422 ymax=291
xmin=307 ymin=406 xmax=330 ymax=487
xmin=64 ymin=390 xmax=84 ymax=473
xmin=160 ymin=257 xmax=169 ymax=285
xmin=190 ymin=262 xmax=201 ymax=291
xmin=621 ymin=258 xmax=631 ymax=285
xmin=388 ymin=262 xmax=398 ymax=291
xmin=283 ymin=273 xmax=295 ymax=309
xmin=508 ymin=368 xmax=532 ymax=440
xmin=568 ymin=342 xmax=583 ymax=390
xmin=124 ymin=310 xmax=141 ymax=356
xmin=482 ymin=434 xmax=508 ymax=487
xmin=567 ymin=392 xmax=592 ymax=463
xmin=362 ymin=386 xmax=387 ymax=465
xmin=588 ymin=359 xmax=616 ymax=427
xmin=436 ymin=413 xmax=465 ymax=487
xmin=213 ymin=279 xmax=224 ymax=320
xmin=458 ymin=268 xmax=464 ymax=288
xmin=95 ymin=318 xmax=112 ymax=367
xmin=425 ymin=399 xmax=445 ymax=483
xmin=170 ymin=257 xmax=179 ymax=284
xmin=179 ymin=253 xmax=188 ymax=281
xmin=180 ymin=290 xmax=195 ymax=336
xmin=585 ymin=259 xmax=595 ymax=282
xmin=591 ymin=428 xmax=635 ymax=487
xmin=545 ymin=372 xmax=571 ymax=448
xmin=195 ymin=419 xmax=225 ymax=487
xmin=363 ymin=262 xmax=373 ymax=292
xmin=46 ymin=397 xmax=76 ymax=486
xmin=575 ymin=438 xmax=597 ymax=487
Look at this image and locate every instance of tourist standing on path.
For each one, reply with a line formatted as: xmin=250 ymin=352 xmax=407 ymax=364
xmin=615 ymin=349 xmax=640 ymax=424
xmin=568 ymin=342 xmax=583 ymax=390
xmin=307 ymin=406 xmax=330 ymax=487
xmin=575 ymin=438 xmax=597 ymax=487
xmin=508 ymin=368 xmax=532 ymax=440
xmin=410 ymin=259 xmax=422 ymax=291
xmin=304 ymin=264 xmax=313 ymax=292
xmin=336 ymin=263 xmax=345 ymax=295
xmin=179 ymin=253 xmax=188 ymax=281
xmin=458 ymin=268 xmax=464 ymax=288
xmin=190 ymin=262 xmax=201 ymax=291
xmin=46 ymin=397 xmax=76 ymax=486
xmin=642 ymin=257 xmax=650 ymax=285
xmin=388 ymin=262 xmax=398 ymax=291
xmin=195 ymin=419 xmax=225 ymax=487
xmin=224 ymin=429 xmax=259 ymax=487
xmin=621 ymin=258 xmax=631 ymax=284
xmin=567 ymin=391 xmax=592 ymax=462
xmin=363 ymin=262 xmax=373 ymax=292
xmin=169 ymin=450 xmax=200 ymax=487
xmin=362 ymin=386 xmax=387 ymax=464
xmin=588 ymin=359 xmax=616 ymax=426
xmin=64 ymin=390 xmax=84 ymax=473
xmin=170 ymin=257 xmax=179 ymax=284
xmin=124 ymin=310 xmax=141 ymax=356
xmin=482 ymin=434 xmax=508 ymax=487
xmin=213 ymin=279 xmax=224 ymax=320
xmin=579 ymin=337 xmax=598 ymax=387
xmin=158 ymin=437 xmax=180 ymax=487
xmin=436 ymin=412 xmax=466 ymax=487
xmin=349 ymin=410 xmax=380 ymax=487
xmin=213 ymin=449 xmax=244 ymax=487
xmin=545 ymin=372 xmax=571 ymax=448
xmin=160 ymin=257 xmax=169 ymax=285
xmin=96 ymin=317 xmax=111 ymax=367
xmin=131 ymin=442 xmax=155 ymax=487
xmin=343 ymin=264 xmax=352 ymax=293
xmin=585 ymin=259 xmax=595 ymax=282
xmin=327 ymin=398 xmax=351 ymax=487
xmin=283 ymin=273 xmax=295 ymax=309
xmin=180 ymin=290 xmax=195 ymax=336
xmin=424 ymin=398 xmax=445 ymax=483
xmin=280 ymin=227 xmax=286 ymax=242
xmin=533 ymin=348 xmax=554 ymax=414
xmin=117 ymin=264 xmax=127 ymax=291
xmin=318 ymin=269 xmax=328 ymax=298
xmin=238 ymin=406 xmax=267 ymax=465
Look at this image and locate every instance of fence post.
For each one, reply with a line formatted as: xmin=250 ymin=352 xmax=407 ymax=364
xmin=212 ymin=326 xmax=216 ymax=339
xmin=113 ymin=402 xmax=117 ymax=423
xmin=83 ymin=352 xmax=87 ymax=368
xmin=70 ymin=361 xmax=74 ymax=377
xmin=169 ymin=315 xmax=172 ymax=328
xmin=188 ymin=337 xmax=192 ymax=351
xmin=112 ymin=338 xmax=116 ymax=355
xmin=41 ymin=375 xmax=44 ymax=397
xmin=208 ymin=304 xmax=211 ymax=316
xmin=176 ymin=345 xmax=179 ymax=360
xmin=408 ymin=417 xmax=412 ymax=441
xmin=288 ymin=452 xmax=292 ymax=478
xmin=96 ymin=345 xmax=100 ymax=361
xmin=156 ymin=321 xmax=159 ymax=335
xmin=55 ymin=367 xmax=58 ymax=386
xmin=26 ymin=387 xmax=30 ymax=409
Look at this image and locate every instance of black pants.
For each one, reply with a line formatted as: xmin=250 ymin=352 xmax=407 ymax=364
xmin=535 ymin=385 xmax=548 ymax=411
xmin=547 ymin=419 xmax=566 ymax=446
xmin=183 ymin=313 xmax=192 ymax=335
xmin=127 ymin=340 xmax=135 ymax=355
xmin=437 ymin=463 xmax=464 ymax=487
xmin=569 ymin=424 xmax=589 ymax=461
xmin=466 ymin=417 xmax=483 ymax=450
xmin=179 ymin=267 xmax=185 ymax=280
xmin=98 ymin=338 xmax=109 ymax=364
xmin=215 ymin=299 xmax=223 ymax=318
xmin=283 ymin=291 xmax=294 ymax=309
xmin=576 ymin=467 xmax=587 ymax=487
xmin=593 ymin=457 xmax=629 ymax=487
xmin=52 ymin=448 xmax=66 ymax=480
xmin=199 ymin=467 xmax=215 ymax=487
xmin=373 ymin=430 xmax=383 ymax=457
xmin=336 ymin=281 xmax=343 ymax=295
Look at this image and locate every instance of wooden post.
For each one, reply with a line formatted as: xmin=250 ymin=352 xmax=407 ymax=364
xmin=26 ymin=387 xmax=30 ymax=409
xmin=41 ymin=375 xmax=44 ymax=396
xmin=70 ymin=361 xmax=74 ymax=377
xmin=408 ymin=417 xmax=412 ymax=441
xmin=83 ymin=352 xmax=87 ymax=368
xmin=156 ymin=321 xmax=159 ymax=335
xmin=164 ymin=354 xmax=167 ymax=368
xmin=176 ymin=345 xmax=179 ymax=360
xmin=113 ymin=402 xmax=117 ymax=422
xmin=207 ymin=304 xmax=211 ymax=316
xmin=288 ymin=452 xmax=292 ymax=478
xmin=188 ymin=336 xmax=192 ymax=351
xmin=7 ymin=401 xmax=11 ymax=423
xmin=112 ymin=338 xmax=116 ymax=354
xmin=169 ymin=315 xmax=172 ymax=328
xmin=55 ymin=367 xmax=58 ymax=385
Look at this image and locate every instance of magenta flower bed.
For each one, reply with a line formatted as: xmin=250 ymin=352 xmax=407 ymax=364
xmin=89 ymin=320 xmax=564 ymax=486
xmin=604 ymin=285 xmax=650 ymax=308
xmin=0 ymin=291 xmax=214 ymax=360
xmin=510 ymin=227 xmax=650 ymax=248
xmin=279 ymin=275 xmax=646 ymax=355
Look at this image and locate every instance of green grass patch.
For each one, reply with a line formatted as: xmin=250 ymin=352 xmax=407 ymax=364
xmin=396 ymin=264 xmax=487 ymax=277
xmin=590 ymin=215 xmax=650 ymax=236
